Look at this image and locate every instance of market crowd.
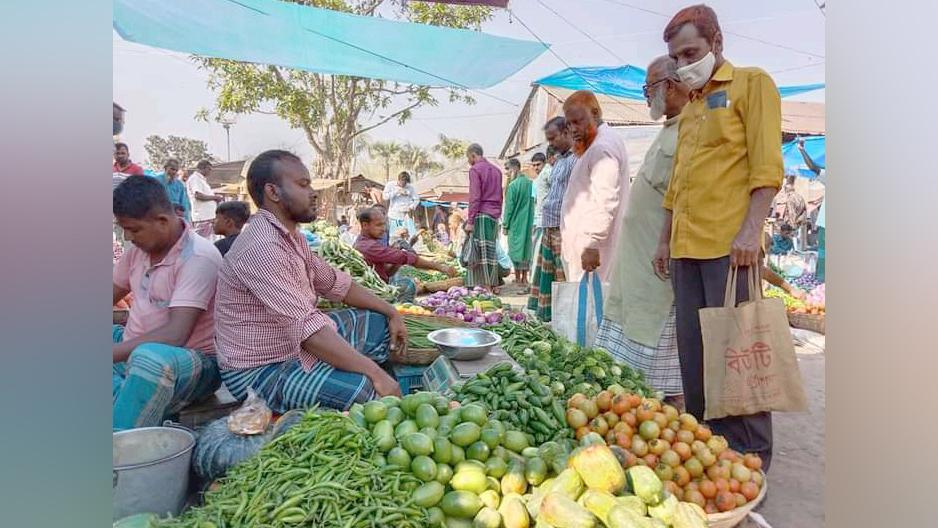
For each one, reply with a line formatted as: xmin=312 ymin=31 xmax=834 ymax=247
xmin=111 ymin=4 xmax=826 ymax=470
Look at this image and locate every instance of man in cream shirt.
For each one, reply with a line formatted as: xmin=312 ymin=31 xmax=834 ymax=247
xmin=187 ymin=160 xmax=223 ymax=238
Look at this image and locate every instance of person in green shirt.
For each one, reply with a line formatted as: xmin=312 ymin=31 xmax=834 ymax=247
xmin=502 ymin=158 xmax=535 ymax=286
xmin=596 ymin=55 xmax=690 ymax=404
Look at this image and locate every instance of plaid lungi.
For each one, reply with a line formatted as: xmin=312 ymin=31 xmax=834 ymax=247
xmin=594 ymin=305 xmax=682 ymax=396
xmin=112 ymin=325 xmax=221 ymax=431
xmin=526 ymin=227 xmax=565 ymax=321
xmin=465 ymin=214 xmax=499 ymax=288
xmin=220 ymin=309 xmax=391 ymax=413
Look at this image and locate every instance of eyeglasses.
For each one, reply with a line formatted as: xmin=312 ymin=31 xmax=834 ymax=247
xmin=642 ymin=78 xmax=672 ymax=98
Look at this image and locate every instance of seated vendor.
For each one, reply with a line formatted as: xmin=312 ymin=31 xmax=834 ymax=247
xmin=355 ymin=207 xmax=457 ymax=303
xmin=762 ymin=231 xmax=806 ymax=299
xmin=214 ymin=150 xmax=407 ymax=413
xmin=112 ymin=175 xmax=223 ymax=431
xmin=770 ymin=223 xmax=796 ymax=255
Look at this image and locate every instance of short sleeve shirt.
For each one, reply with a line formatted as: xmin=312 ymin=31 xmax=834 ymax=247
xmin=113 ymin=223 xmax=222 ymax=353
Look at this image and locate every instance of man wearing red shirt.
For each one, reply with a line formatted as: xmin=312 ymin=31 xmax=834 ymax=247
xmin=113 ymin=142 xmax=145 ymax=177
xmin=355 ymin=207 xmax=456 ymax=302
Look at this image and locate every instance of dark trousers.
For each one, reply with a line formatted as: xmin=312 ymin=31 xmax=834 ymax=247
xmin=671 ymin=257 xmax=774 ymax=470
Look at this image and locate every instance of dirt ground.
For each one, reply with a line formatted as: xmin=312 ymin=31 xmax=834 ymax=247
xmin=498 ymin=284 xmax=826 ymax=528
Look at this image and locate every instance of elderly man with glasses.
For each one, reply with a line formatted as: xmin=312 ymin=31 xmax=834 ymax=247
xmin=597 ymin=55 xmax=691 ymax=405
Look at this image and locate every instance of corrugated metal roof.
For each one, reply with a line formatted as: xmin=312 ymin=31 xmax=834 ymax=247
xmin=414 ymin=165 xmax=470 ymax=198
xmin=501 ymin=86 xmax=825 ymax=159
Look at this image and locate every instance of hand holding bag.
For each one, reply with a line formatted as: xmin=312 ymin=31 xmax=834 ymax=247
xmin=700 ymin=267 xmax=809 ymax=420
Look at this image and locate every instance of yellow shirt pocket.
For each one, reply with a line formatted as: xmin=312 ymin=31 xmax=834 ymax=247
xmin=698 ymin=107 xmax=737 ymax=147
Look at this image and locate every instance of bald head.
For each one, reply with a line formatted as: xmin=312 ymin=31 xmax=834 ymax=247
xmin=563 ymin=90 xmax=602 ymax=121
xmin=563 ymin=90 xmax=602 ymax=155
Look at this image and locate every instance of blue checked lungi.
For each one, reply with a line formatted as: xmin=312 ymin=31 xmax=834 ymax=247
xmin=387 ymin=216 xmax=417 ymax=239
xmin=390 ymin=274 xmax=417 ymax=304
xmin=112 ymin=325 xmax=221 ymax=431
xmin=220 ymin=309 xmax=391 ymax=413
xmin=594 ymin=306 xmax=683 ymax=397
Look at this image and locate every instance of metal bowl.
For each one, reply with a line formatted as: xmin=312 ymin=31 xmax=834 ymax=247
xmin=427 ymin=328 xmax=502 ymax=361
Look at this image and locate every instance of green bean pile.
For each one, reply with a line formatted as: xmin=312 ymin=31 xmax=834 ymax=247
xmin=158 ymin=411 xmax=428 ymax=528
xmin=403 ymin=315 xmax=459 ymax=349
xmin=317 ymin=239 xmax=398 ymax=300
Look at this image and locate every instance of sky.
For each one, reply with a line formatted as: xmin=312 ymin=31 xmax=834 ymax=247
xmin=112 ymin=0 xmax=825 ymax=172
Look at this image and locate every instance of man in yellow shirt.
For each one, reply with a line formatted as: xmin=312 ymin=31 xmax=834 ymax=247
xmin=653 ymin=4 xmax=783 ymax=470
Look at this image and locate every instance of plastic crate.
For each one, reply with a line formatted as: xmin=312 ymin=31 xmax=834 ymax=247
xmin=393 ymin=364 xmax=428 ymax=394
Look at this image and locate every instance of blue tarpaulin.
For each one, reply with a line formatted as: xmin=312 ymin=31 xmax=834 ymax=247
xmin=114 ymin=0 xmax=548 ymax=89
xmin=535 ymin=66 xmax=647 ymax=100
xmin=534 ymin=65 xmax=824 ymax=100
xmin=782 ymin=135 xmax=825 ymax=179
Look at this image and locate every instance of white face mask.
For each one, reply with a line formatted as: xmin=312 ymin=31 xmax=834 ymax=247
xmin=676 ymin=51 xmax=716 ymax=90
xmin=649 ymin=84 xmax=668 ymax=121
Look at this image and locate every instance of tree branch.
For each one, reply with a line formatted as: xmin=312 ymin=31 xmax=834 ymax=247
xmin=361 ymin=0 xmax=385 ymax=16
xmin=354 ymin=100 xmax=422 ymax=137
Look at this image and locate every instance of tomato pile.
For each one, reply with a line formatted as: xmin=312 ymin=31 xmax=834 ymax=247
xmin=564 ymin=389 xmax=765 ymax=515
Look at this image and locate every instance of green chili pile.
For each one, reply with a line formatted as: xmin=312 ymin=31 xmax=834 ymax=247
xmin=158 ymin=411 xmax=427 ymax=528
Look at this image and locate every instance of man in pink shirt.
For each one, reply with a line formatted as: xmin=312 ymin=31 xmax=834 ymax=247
xmin=560 ymin=90 xmax=631 ymax=284
xmin=112 ymin=175 xmax=223 ymax=431
xmin=214 ymin=150 xmax=408 ymax=413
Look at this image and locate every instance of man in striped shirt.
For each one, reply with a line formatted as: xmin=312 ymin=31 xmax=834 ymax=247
xmin=527 ymin=116 xmax=576 ymax=321
xmin=214 ymin=150 xmax=407 ymax=413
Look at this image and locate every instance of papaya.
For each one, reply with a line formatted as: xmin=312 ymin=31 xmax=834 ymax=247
xmin=625 ymin=466 xmax=664 ymax=506
xmin=499 ymin=493 xmax=531 ymax=528
xmin=451 ymin=469 xmax=489 ymax=495
xmin=613 ymin=496 xmax=647 ymax=517
xmin=671 ymin=502 xmax=707 ymax=528
xmin=525 ymin=457 xmax=549 ymax=486
xmin=501 ymin=465 xmax=528 ymax=496
xmin=472 ymin=506 xmax=502 ymax=528
xmin=479 ymin=489 xmax=500 ymax=510
xmin=647 ymin=493 xmax=678 ymax=525
xmin=576 ymin=489 xmax=618 ymax=525
xmin=605 ymin=505 xmax=645 ymax=528
xmin=546 ymin=468 xmax=585 ymax=501
xmin=538 ymin=492 xmax=599 ymax=528
xmin=570 ymin=445 xmax=626 ymax=494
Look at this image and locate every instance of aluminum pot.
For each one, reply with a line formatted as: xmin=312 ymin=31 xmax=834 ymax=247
xmin=113 ymin=424 xmax=195 ymax=521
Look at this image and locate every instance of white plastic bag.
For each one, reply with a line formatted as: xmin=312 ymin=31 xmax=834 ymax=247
xmin=550 ymin=272 xmax=606 ymax=348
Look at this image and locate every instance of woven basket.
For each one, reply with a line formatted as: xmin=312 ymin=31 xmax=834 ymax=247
xmin=398 ymin=348 xmax=441 ymax=366
xmin=422 ymin=277 xmax=464 ymax=293
xmin=707 ymin=471 xmax=768 ymax=528
xmin=400 ymin=314 xmax=469 ymax=365
xmin=788 ymin=311 xmax=825 ymax=334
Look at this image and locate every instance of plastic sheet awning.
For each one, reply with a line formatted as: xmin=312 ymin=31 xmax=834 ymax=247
xmin=534 ymin=65 xmax=824 ymax=100
xmin=782 ymin=135 xmax=825 ymax=179
xmin=113 ymin=0 xmax=548 ymax=89
xmin=419 ymin=1 xmax=509 ymax=6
